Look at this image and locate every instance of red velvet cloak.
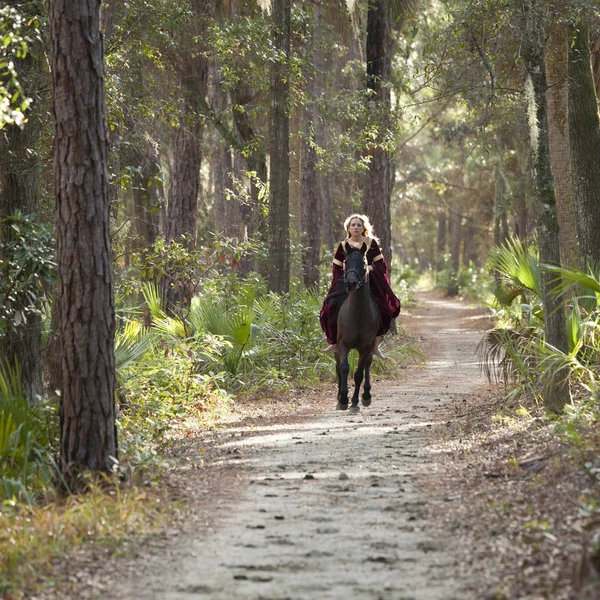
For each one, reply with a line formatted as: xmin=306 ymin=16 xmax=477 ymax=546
xmin=319 ymin=238 xmax=401 ymax=344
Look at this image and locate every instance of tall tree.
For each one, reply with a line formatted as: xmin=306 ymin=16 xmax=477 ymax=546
xmin=362 ymin=0 xmax=393 ymax=264
xmin=0 ymin=1 xmax=43 ymax=401
xmin=521 ymin=0 xmax=570 ymax=412
xmin=568 ymin=21 xmax=600 ymax=269
xmin=162 ymin=0 xmax=210 ymax=310
xmin=50 ymin=0 xmax=117 ymax=478
xmin=267 ymin=0 xmax=291 ymax=293
xmin=545 ymin=24 xmax=580 ymax=269
xmin=300 ymin=1 xmax=322 ymax=289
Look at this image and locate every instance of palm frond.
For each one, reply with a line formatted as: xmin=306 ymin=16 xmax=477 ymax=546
xmin=487 ymin=236 xmax=541 ymax=303
xmin=141 ymin=282 xmax=168 ymax=322
xmin=114 ymin=320 xmax=156 ymax=377
xmin=476 ymin=326 xmax=540 ymax=385
xmin=543 ymin=264 xmax=600 ymax=313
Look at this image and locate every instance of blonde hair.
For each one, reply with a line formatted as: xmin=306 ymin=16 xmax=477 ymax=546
xmin=343 ymin=213 xmax=377 ymax=241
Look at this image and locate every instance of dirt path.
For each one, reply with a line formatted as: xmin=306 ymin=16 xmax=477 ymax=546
xmin=104 ymin=292 xmax=489 ymax=600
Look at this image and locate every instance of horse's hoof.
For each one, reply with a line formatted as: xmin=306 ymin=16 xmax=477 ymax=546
xmin=362 ymin=397 xmax=372 ymax=407
xmin=336 ymin=402 xmax=348 ymax=411
xmin=349 ymin=405 xmax=360 ymax=414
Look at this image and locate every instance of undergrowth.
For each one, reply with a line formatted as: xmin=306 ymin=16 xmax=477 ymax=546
xmin=0 ymin=482 xmax=169 ymax=596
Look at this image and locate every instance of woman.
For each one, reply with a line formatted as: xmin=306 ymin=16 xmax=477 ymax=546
xmin=319 ymin=214 xmax=401 ymax=358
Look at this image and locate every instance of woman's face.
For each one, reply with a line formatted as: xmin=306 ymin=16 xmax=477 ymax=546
xmin=348 ymin=218 xmax=364 ymax=237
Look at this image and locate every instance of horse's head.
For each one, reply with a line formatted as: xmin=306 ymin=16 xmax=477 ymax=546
xmin=343 ymin=243 xmax=368 ymax=293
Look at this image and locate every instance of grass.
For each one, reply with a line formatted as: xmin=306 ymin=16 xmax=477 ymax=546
xmin=0 ymin=481 xmax=170 ymax=596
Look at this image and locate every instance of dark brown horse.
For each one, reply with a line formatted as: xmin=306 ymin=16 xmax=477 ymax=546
xmin=335 ymin=244 xmax=380 ymax=412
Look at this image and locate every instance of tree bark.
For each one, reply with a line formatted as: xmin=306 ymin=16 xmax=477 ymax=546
xmin=300 ymin=4 xmax=322 ymax=290
xmin=362 ymin=0 xmax=393 ymax=267
xmin=267 ymin=0 xmax=291 ymax=293
xmin=0 ymin=18 xmax=43 ymax=401
xmin=300 ymin=114 xmax=321 ymax=289
xmin=522 ymin=0 xmax=570 ymax=412
xmin=545 ymin=24 xmax=580 ymax=269
xmin=167 ymin=110 xmax=203 ymax=248
xmin=50 ymin=0 xmax=117 ymax=477
xmin=568 ymin=22 xmax=600 ymax=269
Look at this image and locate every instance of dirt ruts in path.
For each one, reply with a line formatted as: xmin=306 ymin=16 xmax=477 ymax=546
xmin=114 ymin=292 xmax=489 ymax=600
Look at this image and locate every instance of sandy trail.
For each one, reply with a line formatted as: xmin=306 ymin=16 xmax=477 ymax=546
xmin=113 ymin=292 xmax=488 ymax=600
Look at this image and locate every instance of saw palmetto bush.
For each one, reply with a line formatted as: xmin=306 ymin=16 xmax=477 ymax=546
xmin=478 ymin=237 xmax=544 ymax=390
xmin=0 ymin=361 xmax=58 ymax=503
xmin=480 ymin=238 xmax=600 ymax=410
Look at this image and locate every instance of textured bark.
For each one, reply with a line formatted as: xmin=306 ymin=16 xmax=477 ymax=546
xmin=591 ymin=34 xmax=600 ymax=97
xmin=545 ymin=25 xmax=580 ymax=269
xmin=300 ymin=5 xmax=322 ymax=290
xmin=313 ymin=0 xmax=333 ymax=253
xmin=568 ymin=23 xmax=600 ymax=269
xmin=211 ymin=72 xmax=240 ymax=239
xmin=0 ymin=30 xmax=43 ymax=401
xmin=522 ymin=0 xmax=570 ymax=412
xmin=300 ymin=115 xmax=321 ymax=289
xmin=362 ymin=0 xmax=393 ymax=266
xmin=50 ymin=0 xmax=117 ymax=476
xmin=167 ymin=111 xmax=203 ymax=247
xmin=267 ymin=0 xmax=291 ymax=293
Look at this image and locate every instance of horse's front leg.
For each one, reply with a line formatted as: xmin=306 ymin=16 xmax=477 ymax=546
xmin=336 ymin=345 xmax=350 ymax=410
xmin=362 ymin=353 xmax=373 ymax=407
xmin=350 ymin=351 xmax=369 ymax=412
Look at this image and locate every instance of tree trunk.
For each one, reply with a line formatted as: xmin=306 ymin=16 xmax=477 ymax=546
xmin=267 ymin=0 xmax=291 ymax=293
xmin=300 ymin=5 xmax=321 ymax=290
xmin=545 ymin=24 xmax=580 ymax=269
xmin=210 ymin=63 xmax=242 ymax=239
xmin=522 ymin=0 xmax=570 ymax=412
xmin=362 ymin=0 xmax=393 ymax=266
xmin=449 ymin=204 xmax=461 ymax=273
xmin=0 ymin=25 xmax=43 ymax=401
xmin=493 ymin=166 xmax=506 ymax=247
xmin=313 ymin=0 xmax=333 ymax=255
xmin=129 ymin=142 xmax=162 ymax=248
xmin=50 ymin=0 xmax=117 ymax=478
xmin=300 ymin=113 xmax=321 ymax=289
xmin=436 ymin=210 xmax=447 ymax=271
xmin=167 ymin=109 xmax=202 ymax=248
xmin=568 ymin=22 xmax=600 ymax=269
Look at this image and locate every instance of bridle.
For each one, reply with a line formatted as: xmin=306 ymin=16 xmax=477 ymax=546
xmin=343 ymin=254 xmax=368 ymax=291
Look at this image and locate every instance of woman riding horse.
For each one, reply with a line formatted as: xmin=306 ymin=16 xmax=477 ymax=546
xmin=320 ymin=214 xmax=401 ymax=358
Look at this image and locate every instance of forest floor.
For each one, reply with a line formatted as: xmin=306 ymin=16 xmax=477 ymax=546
xmin=28 ymin=291 xmax=600 ymax=600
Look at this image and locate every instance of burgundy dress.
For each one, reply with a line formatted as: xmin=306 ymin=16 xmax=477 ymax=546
xmin=319 ymin=238 xmax=401 ymax=345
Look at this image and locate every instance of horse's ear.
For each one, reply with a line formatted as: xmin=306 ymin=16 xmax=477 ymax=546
xmin=360 ymin=242 xmax=368 ymax=254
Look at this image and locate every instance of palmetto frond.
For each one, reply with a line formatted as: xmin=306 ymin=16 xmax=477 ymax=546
xmin=476 ymin=326 xmax=540 ymax=384
xmin=487 ymin=236 xmax=541 ymax=305
xmin=114 ymin=320 xmax=156 ymax=378
xmin=543 ymin=263 xmax=600 ymax=313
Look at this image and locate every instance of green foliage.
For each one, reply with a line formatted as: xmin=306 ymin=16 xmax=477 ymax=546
xmin=488 ymin=236 xmax=542 ymax=306
xmin=480 ymin=245 xmax=600 ymax=414
xmin=0 ymin=212 xmax=56 ymax=336
xmin=0 ymin=361 xmax=58 ymax=504
xmin=435 ymin=262 xmax=492 ymax=300
xmin=0 ymin=6 xmax=38 ymax=128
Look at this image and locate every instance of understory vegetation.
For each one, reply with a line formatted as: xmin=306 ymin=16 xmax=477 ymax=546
xmin=0 ymin=235 xmax=419 ymax=595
